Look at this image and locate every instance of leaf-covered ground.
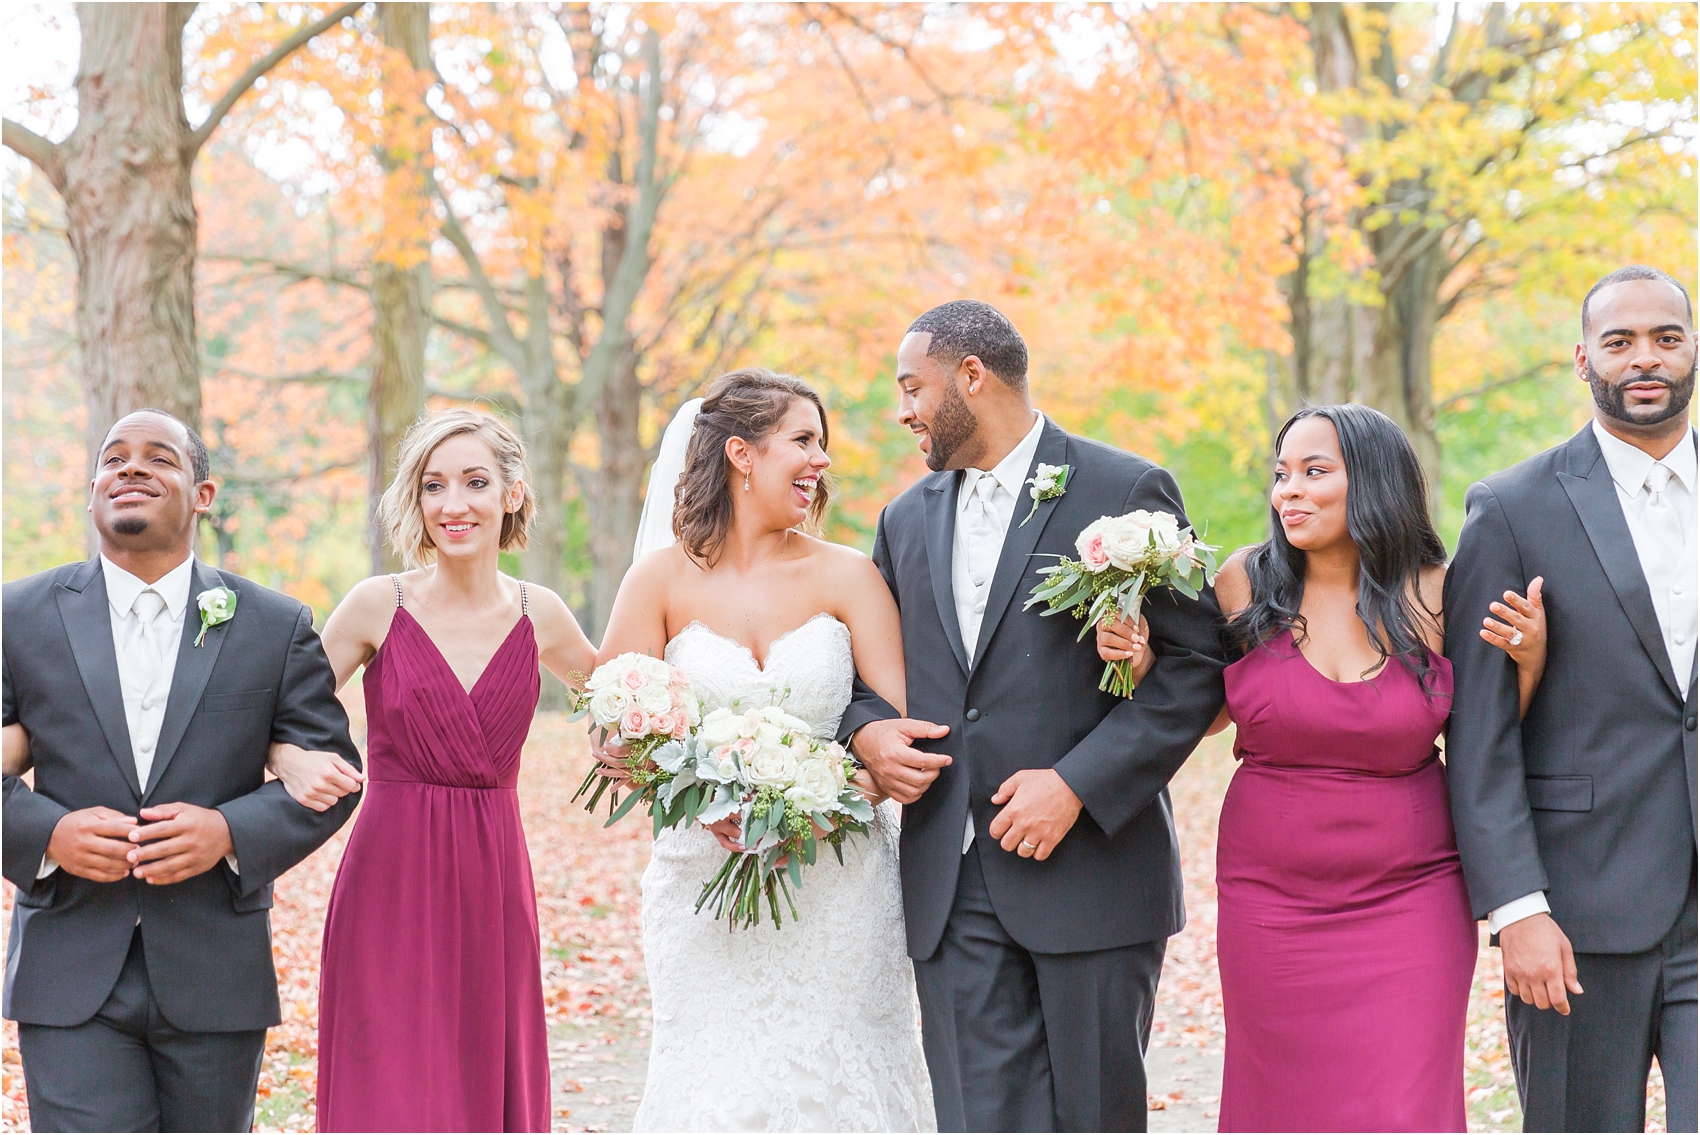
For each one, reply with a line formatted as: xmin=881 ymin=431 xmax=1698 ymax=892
xmin=0 ymin=721 xmax=1666 ymax=1132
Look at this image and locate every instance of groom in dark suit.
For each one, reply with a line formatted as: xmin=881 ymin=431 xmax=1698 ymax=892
xmin=840 ymin=301 xmax=1227 ymax=1132
xmin=3 ymin=409 xmax=362 ymax=1131
xmin=1446 ymin=266 xmax=1696 ymax=1132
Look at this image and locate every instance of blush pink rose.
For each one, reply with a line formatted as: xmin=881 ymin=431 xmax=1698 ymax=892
xmin=1081 ymin=533 xmax=1110 ymax=572
xmin=652 ymin=713 xmax=675 ymax=735
xmin=621 ymin=707 xmax=649 ymax=737
xmin=671 ymin=709 xmax=691 ymax=735
xmin=621 ymin=668 xmax=647 ymax=691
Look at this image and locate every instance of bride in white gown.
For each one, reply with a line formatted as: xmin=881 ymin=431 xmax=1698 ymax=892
xmin=597 ymin=369 xmax=935 ymax=1132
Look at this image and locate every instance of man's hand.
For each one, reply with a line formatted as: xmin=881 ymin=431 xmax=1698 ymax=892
xmin=988 ymin=769 xmax=1082 ymax=861
xmin=850 ymin=718 xmax=951 ymax=805
xmin=1500 ymin=912 xmax=1583 ymax=1015
xmin=46 ymin=806 xmax=137 ymax=882
xmin=126 ymin=803 xmax=236 ymax=886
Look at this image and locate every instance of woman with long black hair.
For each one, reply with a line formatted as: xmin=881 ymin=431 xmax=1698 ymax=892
xmin=1101 ymin=404 xmax=1547 ymax=1131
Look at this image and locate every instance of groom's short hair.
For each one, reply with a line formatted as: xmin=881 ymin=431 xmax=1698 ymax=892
xmin=908 ymin=300 xmax=1029 ymax=392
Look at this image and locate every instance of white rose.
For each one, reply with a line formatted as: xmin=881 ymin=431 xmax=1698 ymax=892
xmin=785 ymin=758 xmax=840 ymax=814
xmin=743 ymin=743 xmax=799 ymax=788
xmin=637 ymin=684 xmax=673 ymax=715
xmin=637 ymin=655 xmax=673 ymax=684
xmin=734 ymin=709 xmax=765 ymax=740
xmin=587 ymin=688 xmax=630 ymax=726
xmin=699 ymin=707 xmax=740 ymax=747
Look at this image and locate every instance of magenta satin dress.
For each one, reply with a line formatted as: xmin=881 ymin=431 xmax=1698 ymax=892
xmin=1216 ymin=632 xmax=1476 ymax=1133
xmin=316 ymin=594 xmax=549 ymax=1133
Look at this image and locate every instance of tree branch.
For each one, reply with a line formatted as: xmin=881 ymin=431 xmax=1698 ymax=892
xmin=2 ymin=118 xmax=63 ymax=190
xmin=1436 ymin=361 xmax=1564 ymax=412
xmin=576 ymin=27 xmax=664 ymax=414
xmin=190 ymin=1 xmax=366 ymax=156
xmin=434 ymin=188 xmax=530 ymax=369
xmin=201 ymin=252 xmax=368 ymax=291
xmin=206 ymin=361 xmax=366 ymax=385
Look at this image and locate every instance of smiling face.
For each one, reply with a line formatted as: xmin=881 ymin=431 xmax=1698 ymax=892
xmin=896 ymin=331 xmax=984 ymax=472
xmin=419 ymin=433 xmax=525 ymax=564
xmin=88 ymin=411 xmax=214 ymax=554
xmin=729 ymin=396 xmax=831 ymax=530
xmin=1578 ymin=278 xmax=1697 ymax=431
xmin=1271 ymin=415 xmax=1351 ymax=553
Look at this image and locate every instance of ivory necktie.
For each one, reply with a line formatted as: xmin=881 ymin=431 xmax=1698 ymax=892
xmin=130 ymin=588 xmax=170 ymax=782
xmin=1644 ymin=462 xmax=1680 ymax=548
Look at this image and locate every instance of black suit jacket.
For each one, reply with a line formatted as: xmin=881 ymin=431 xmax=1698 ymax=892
xmin=2 ymin=558 xmax=361 ymax=1030
xmin=840 ymin=420 xmax=1227 ymax=959
xmin=1445 ymin=425 xmax=1698 ymax=954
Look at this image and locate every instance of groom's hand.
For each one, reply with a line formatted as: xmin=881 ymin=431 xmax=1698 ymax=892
xmin=126 ymin=803 xmax=236 ymax=885
xmin=851 ymin=718 xmax=951 ymax=804
xmin=46 ymin=806 xmax=138 ymax=882
xmin=989 ymin=770 xmax=1082 ymax=861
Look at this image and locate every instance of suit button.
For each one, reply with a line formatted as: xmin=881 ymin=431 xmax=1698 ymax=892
xmin=1687 ymin=716 xmax=1697 ymax=731
xmin=965 ymin=708 xmax=980 ymax=722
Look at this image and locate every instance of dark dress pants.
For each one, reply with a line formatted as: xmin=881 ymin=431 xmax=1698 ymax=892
xmin=18 ymin=927 xmax=266 ymax=1132
xmin=913 ymin=841 xmax=1166 ymax=1133
xmin=1510 ymin=873 xmax=1697 ymax=1133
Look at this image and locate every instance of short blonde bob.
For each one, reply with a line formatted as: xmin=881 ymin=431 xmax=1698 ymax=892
xmin=380 ymin=409 xmax=538 ymax=568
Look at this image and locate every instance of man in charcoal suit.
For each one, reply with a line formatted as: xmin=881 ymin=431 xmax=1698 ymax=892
xmin=3 ymin=409 xmax=362 ymax=1131
xmin=839 ymin=301 xmax=1227 ymax=1132
xmin=1446 ymin=266 xmax=1697 ymax=1132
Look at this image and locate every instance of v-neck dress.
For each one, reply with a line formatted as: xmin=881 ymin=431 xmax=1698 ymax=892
xmin=316 ymin=585 xmax=547 ymax=1132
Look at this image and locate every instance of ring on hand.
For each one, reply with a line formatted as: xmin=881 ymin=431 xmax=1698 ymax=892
xmin=1509 ymin=630 xmax=1524 ymax=647
xmin=1020 ymin=840 xmax=1038 ymax=851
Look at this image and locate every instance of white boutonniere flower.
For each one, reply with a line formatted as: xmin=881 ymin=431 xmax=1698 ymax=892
xmin=1021 ymin=463 xmax=1071 ymax=526
xmin=194 ymin=586 xmax=238 ymax=647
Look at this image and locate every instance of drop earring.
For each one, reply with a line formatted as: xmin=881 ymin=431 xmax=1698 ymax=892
xmin=744 ymin=471 xmax=751 ymax=491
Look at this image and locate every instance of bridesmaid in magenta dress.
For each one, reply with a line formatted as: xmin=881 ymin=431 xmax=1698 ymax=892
xmin=1099 ymin=405 xmax=1549 ymax=1132
xmin=267 ymin=411 xmax=594 ymax=1132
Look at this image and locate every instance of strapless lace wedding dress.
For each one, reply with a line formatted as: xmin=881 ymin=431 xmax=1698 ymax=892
xmin=632 ymin=613 xmax=936 ymax=1133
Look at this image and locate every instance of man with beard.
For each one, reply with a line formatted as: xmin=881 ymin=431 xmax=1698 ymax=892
xmin=839 ymin=300 xmax=1226 ymax=1131
xmin=1446 ymin=266 xmax=1697 ymax=1131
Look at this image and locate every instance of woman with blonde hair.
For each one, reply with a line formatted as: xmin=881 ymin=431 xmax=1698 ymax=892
xmin=269 ymin=408 xmax=595 ymax=1131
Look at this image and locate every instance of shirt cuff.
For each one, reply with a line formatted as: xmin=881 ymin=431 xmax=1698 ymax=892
xmin=36 ymin=854 xmax=58 ymax=879
xmin=1488 ymin=891 xmax=1550 ymax=935
xmin=225 ymin=854 xmax=239 ymax=876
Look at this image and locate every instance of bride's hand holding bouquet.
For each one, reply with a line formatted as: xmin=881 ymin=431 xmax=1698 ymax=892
xmin=572 ymin=651 xmax=700 ymax=818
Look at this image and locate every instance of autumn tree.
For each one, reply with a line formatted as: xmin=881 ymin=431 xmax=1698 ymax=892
xmin=1274 ymin=1 xmax=1697 ymax=489
xmin=1 ymin=1 xmax=360 ymax=475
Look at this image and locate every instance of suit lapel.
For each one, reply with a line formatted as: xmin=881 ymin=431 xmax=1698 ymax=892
xmin=972 ymin=421 xmax=1071 ymax=670
xmin=1557 ymin=427 xmax=1684 ymax=703
xmin=55 ymin=560 xmax=142 ymax=800
xmin=144 ymin=561 xmax=229 ymax=801
xmin=923 ymin=474 xmax=970 ymax=677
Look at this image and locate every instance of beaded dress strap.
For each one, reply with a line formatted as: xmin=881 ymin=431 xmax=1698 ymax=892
xmin=389 ymin=573 xmax=404 ymax=608
xmin=519 ymin=581 xmax=529 ymax=617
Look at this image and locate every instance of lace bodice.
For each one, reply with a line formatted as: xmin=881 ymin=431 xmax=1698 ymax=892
xmin=635 ymin=612 xmax=934 ymax=1132
xmin=663 ymin=613 xmax=854 ymax=741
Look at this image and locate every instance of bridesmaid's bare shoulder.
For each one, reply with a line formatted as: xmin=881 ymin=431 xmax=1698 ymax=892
xmin=1215 ymin=547 xmax=1256 ymax=621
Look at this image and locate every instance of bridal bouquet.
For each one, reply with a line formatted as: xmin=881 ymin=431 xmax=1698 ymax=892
xmin=1023 ymin=509 xmax=1218 ymax=697
xmin=646 ymin=705 xmax=874 ymax=929
xmin=571 ymin=652 xmax=701 ymax=817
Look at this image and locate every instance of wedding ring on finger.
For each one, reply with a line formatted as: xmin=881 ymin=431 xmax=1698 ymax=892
xmin=1020 ymin=839 xmax=1038 ymax=852
xmin=1509 ymin=630 xmax=1524 ymax=647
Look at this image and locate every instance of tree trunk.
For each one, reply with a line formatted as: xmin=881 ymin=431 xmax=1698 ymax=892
xmin=64 ymin=3 xmax=203 ymax=473
xmin=368 ymin=2 xmax=434 ymax=572
xmin=3 ymin=0 xmax=358 ymax=523
xmin=583 ymin=351 xmax=645 ymax=637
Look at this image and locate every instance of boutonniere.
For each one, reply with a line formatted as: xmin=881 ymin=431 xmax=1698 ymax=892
xmin=194 ymin=586 xmax=238 ymax=647
xmin=1021 ymin=463 xmax=1071 ymax=526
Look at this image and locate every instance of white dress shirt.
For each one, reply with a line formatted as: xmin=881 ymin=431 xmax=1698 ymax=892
xmin=40 ymin=556 xmax=236 ymax=879
xmin=953 ymin=412 xmax=1046 ymax=852
xmin=1489 ymin=422 xmax=1698 ymax=935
